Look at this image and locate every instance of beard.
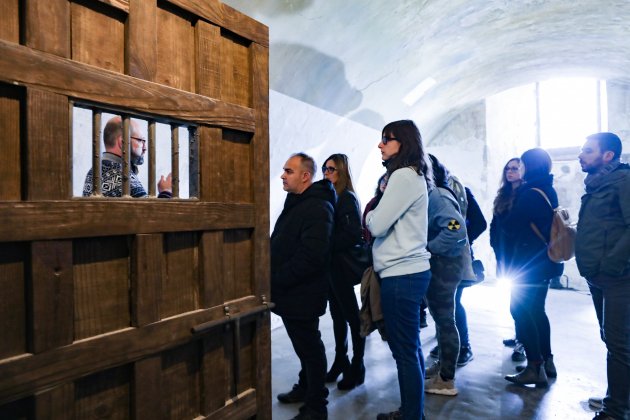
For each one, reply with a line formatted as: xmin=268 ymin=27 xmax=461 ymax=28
xmin=580 ymin=157 xmax=604 ymax=174
xmin=132 ymin=154 xmax=144 ymax=166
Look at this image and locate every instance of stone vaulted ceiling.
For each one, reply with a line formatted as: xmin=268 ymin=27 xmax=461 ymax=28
xmin=222 ymin=0 xmax=630 ymax=138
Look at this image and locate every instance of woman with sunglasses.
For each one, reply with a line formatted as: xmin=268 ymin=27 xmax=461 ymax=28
xmin=322 ymin=153 xmax=367 ymax=391
xmin=366 ymin=120 xmax=432 ymax=420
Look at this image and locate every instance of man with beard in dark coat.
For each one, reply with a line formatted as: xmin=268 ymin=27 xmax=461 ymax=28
xmin=271 ymin=152 xmax=336 ymax=420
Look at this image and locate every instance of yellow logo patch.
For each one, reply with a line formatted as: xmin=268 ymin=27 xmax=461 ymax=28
xmin=447 ymin=220 xmax=461 ymax=230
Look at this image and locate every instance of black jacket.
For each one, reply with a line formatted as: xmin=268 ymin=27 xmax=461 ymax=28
xmin=270 ymin=180 xmax=336 ymax=319
xmin=503 ymin=174 xmax=563 ymax=281
xmin=465 ymin=187 xmax=487 ymax=245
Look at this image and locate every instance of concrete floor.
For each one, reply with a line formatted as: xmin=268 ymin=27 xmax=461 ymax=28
xmin=271 ymin=280 xmax=607 ymax=419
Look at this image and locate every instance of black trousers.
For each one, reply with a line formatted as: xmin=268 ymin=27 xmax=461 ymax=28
xmin=329 ymin=276 xmax=365 ymax=362
xmin=509 ymin=280 xmax=551 ymax=363
xmin=282 ymin=316 xmax=328 ymax=414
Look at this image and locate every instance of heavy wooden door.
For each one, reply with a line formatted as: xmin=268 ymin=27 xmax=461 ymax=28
xmin=0 ymin=1 xmax=270 ymax=418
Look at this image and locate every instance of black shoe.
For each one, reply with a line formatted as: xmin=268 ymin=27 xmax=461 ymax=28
xmin=515 ymin=356 xmax=557 ymax=378
xmin=338 ymin=359 xmax=365 ymax=390
xmin=420 ymin=309 xmax=428 ymax=329
xmin=325 ymin=355 xmax=350 ymax=383
xmin=592 ymin=412 xmax=616 ymax=420
xmin=277 ymin=385 xmax=306 ymax=404
xmin=511 ymin=343 xmax=526 ymax=362
xmin=505 ymin=363 xmax=548 ymax=388
xmin=503 ymin=338 xmax=517 ymax=347
xmin=457 ymin=345 xmax=474 ymax=367
xmin=376 ymin=411 xmax=402 ymax=420
xmin=429 ymin=345 xmax=439 ymax=358
xmin=290 ymin=406 xmax=328 ymax=420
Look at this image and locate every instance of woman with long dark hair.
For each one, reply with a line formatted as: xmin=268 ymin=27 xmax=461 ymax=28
xmin=322 ymin=153 xmax=366 ymax=391
xmin=366 ymin=120 xmax=433 ymax=420
xmin=503 ymin=148 xmax=562 ymax=387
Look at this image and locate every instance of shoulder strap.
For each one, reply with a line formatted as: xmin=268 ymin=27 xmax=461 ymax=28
xmin=529 ymin=188 xmax=551 ymax=245
xmin=530 ymin=187 xmax=553 ymax=209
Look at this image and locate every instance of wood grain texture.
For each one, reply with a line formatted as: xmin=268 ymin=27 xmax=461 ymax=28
xmin=73 ymin=236 xmax=130 ymax=340
xmin=127 ymin=0 xmax=157 ymax=81
xmin=33 ymin=383 xmax=74 ymax=420
xmin=196 ymin=20 xmax=221 ymax=99
xmin=156 ymin=2 xmax=195 ymax=93
xmin=0 ymin=40 xmax=255 ymax=132
xmin=197 ymin=126 xmax=222 ymax=200
xmin=133 ymin=356 xmax=162 ymax=420
xmin=0 ymin=84 xmax=22 ymax=200
xmin=71 ymin=1 xmax=125 ymax=73
xmin=219 ymin=31 xmax=252 ymax=108
xmin=24 ymin=0 xmax=70 ymax=57
xmin=161 ymin=232 xmax=199 ymax=319
xmin=29 ymin=241 xmax=74 ymax=353
xmin=0 ymin=243 xmax=27 ymax=359
xmin=221 ymin=130 xmax=253 ymax=203
xmin=26 ymin=89 xmax=70 ymax=200
xmin=161 ymin=343 xmax=200 ymax=418
xmin=169 ymin=0 xmax=268 ymax=47
xmin=94 ymin=0 xmax=130 ymax=13
xmin=200 ymin=231 xmax=224 ymax=309
xmin=224 ymin=229 xmax=253 ymax=301
xmin=75 ymin=365 xmax=131 ymax=419
xmin=200 ymin=327 xmax=226 ymax=415
xmin=0 ymin=0 xmax=19 ymax=43
xmin=0 ymin=201 xmax=254 ymax=242
xmin=0 ymin=295 xmax=261 ymax=405
xmin=131 ymin=234 xmax=163 ymax=326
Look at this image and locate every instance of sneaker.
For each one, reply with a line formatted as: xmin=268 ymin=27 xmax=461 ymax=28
xmin=588 ymin=397 xmax=604 ymax=410
xmin=424 ymin=374 xmax=458 ymax=396
xmin=277 ymin=384 xmax=306 ymax=404
xmin=376 ymin=411 xmax=402 ymax=420
xmin=503 ymin=337 xmax=517 ymax=347
xmin=457 ymin=346 xmax=474 ymax=367
xmin=512 ymin=343 xmax=526 ymax=362
xmin=424 ymin=360 xmax=440 ymax=379
xmin=429 ymin=345 xmax=439 ymax=358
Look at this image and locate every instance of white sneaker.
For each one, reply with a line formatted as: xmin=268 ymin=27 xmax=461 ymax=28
xmin=424 ymin=374 xmax=458 ymax=396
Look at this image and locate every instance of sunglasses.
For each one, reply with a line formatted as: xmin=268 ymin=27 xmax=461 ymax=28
xmin=322 ymin=166 xmax=337 ymax=174
xmin=381 ymin=136 xmax=398 ymax=145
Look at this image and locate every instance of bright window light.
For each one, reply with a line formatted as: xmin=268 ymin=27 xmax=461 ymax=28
xmin=539 ymin=78 xmax=607 ymax=148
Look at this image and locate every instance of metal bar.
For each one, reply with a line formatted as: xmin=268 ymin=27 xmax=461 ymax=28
xmin=92 ymin=110 xmax=102 ymax=196
xmin=171 ymin=124 xmax=180 ymax=198
xmin=188 ymin=127 xmax=199 ymax=198
xmin=148 ymin=120 xmax=156 ymax=197
xmin=190 ymin=303 xmax=274 ymax=335
xmin=122 ymin=116 xmax=131 ymax=197
xmin=233 ymin=317 xmax=241 ymax=395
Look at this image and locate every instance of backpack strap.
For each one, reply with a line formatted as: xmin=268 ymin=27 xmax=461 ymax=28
xmin=529 ymin=188 xmax=552 ymax=246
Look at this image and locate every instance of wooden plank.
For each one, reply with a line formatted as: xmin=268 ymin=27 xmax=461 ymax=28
xmin=71 ymin=1 xmax=125 ymax=73
xmin=133 ymin=356 xmax=162 ymax=420
xmin=169 ymin=0 xmax=268 ymax=47
xmin=225 ymin=230 xmax=253 ymax=301
xmin=0 ymin=40 xmax=256 ymax=132
xmin=33 ymin=383 xmax=74 ymax=420
xmin=75 ymin=365 xmax=131 ymax=419
xmin=73 ymin=236 xmax=130 ymax=340
xmin=161 ymin=343 xmax=200 ymax=418
xmin=222 ymin=130 xmax=253 ymax=203
xmin=195 ymin=20 xmax=221 ymax=99
xmin=200 ymin=327 xmax=226 ymax=415
xmin=219 ymin=31 xmax=252 ymax=107
xmin=29 ymin=241 xmax=74 ymax=353
xmin=0 ymin=295 xmax=262 ymax=406
xmin=24 ymin=0 xmax=70 ymax=57
xmin=197 ymin=126 xmax=223 ymax=200
xmin=127 ymin=0 xmax=157 ymax=81
xmin=0 ymin=243 xmax=27 ymax=360
xmin=131 ymin=234 xmax=163 ymax=326
xmin=26 ymin=89 xmax=70 ymax=200
xmin=204 ymin=389 xmax=257 ymax=420
xmin=156 ymin=2 xmax=195 ymax=93
xmin=0 ymin=84 xmax=22 ymax=200
xmin=0 ymin=201 xmax=255 ymax=242
xmin=0 ymin=0 xmax=19 ymax=43
xmin=251 ymin=41 xmax=272 ymax=420
xmin=200 ymin=231 xmax=224 ymax=309
xmin=161 ymin=232 xmax=199 ymax=319
xmin=94 ymin=0 xmax=130 ymax=14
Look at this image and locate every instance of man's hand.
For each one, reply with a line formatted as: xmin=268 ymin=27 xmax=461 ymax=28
xmin=158 ymin=173 xmax=172 ymax=193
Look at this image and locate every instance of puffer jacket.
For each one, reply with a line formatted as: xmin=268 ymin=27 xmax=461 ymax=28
xmin=271 ymin=180 xmax=336 ymax=319
xmin=576 ymin=163 xmax=630 ymax=278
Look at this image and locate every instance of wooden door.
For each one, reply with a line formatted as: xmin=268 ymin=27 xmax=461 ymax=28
xmin=0 ymin=1 xmax=270 ymax=418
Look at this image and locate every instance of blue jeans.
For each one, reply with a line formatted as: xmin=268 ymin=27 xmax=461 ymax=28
xmin=380 ymin=270 xmax=431 ymax=420
xmin=588 ymin=274 xmax=630 ymax=420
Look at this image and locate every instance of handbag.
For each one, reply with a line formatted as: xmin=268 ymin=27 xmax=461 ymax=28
xmin=339 ymin=243 xmax=371 ymax=285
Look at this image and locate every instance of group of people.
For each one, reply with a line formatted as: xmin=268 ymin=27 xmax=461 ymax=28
xmin=270 ymin=120 xmax=629 ymax=420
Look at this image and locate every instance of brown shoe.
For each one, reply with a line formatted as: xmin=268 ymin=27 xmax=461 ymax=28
xmin=505 ymin=363 xmax=548 ymax=388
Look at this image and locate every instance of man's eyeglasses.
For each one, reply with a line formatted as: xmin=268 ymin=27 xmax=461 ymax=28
xmin=131 ymin=136 xmax=146 ymax=146
xmin=505 ymin=166 xmax=519 ymax=172
xmin=322 ymin=166 xmax=337 ymax=174
xmin=381 ymin=136 xmax=398 ymax=145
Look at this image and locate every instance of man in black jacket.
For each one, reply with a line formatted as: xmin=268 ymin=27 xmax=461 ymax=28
xmin=271 ymin=152 xmax=336 ymax=420
xmin=576 ymin=132 xmax=630 ymax=420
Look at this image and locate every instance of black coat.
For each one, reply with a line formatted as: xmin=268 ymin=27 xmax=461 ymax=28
xmin=503 ymin=174 xmax=563 ymax=282
xmin=331 ymin=189 xmax=365 ymax=283
xmin=270 ymin=180 xmax=336 ymax=319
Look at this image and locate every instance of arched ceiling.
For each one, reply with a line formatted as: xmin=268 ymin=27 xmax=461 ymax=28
xmin=222 ymin=0 xmax=630 ymax=138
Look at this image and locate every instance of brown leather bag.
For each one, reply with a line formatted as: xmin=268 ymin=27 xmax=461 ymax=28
xmin=530 ymin=188 xmax=577 ymax=263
